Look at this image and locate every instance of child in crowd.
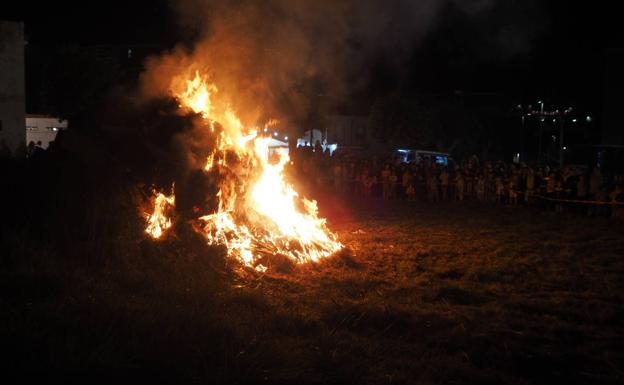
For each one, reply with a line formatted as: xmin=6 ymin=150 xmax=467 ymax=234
xmin=406 ymin=181 xmax=416 ymax=201
xmin=477 ymin=174 xmax=486 ymax=202
xmin=525 ymin=168 xmax=535 ymax=203
xmin=456 ymin=172 xmax=465 ymax=201
xmin=495 ymin=176 xmax=505 ymax=204
xmin=381 ymin=165 xmax=391 ymax=200
xmin=509 ymin=178 xmax=518 ymax=205
xmin=389 ymin=170 xmax=398 ymax=200
xmin=440 ymin=168 xmax=449 ymax=201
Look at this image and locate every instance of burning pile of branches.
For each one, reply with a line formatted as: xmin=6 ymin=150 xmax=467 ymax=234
xmin=144 ymin=71 xmax=342 ymax=270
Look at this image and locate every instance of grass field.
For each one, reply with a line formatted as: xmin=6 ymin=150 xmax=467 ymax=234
xmin=2 ymin=198 xmax=624 ymax=384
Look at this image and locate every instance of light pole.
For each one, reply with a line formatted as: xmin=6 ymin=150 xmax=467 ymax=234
xmin=521 ymin=114 xmax=526 ymax=162
xmin=558 ymin=107 xmax=572 ymax=166
xmin=559 ymin=117 xmax=565 ymax=166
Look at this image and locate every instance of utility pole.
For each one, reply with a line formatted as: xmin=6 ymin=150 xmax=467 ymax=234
xmin=537 ymin=101 xmax=544 ymax=166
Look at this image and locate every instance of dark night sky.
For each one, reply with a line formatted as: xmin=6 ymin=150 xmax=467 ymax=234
xmin=2 ymin=1 xmax=622 ymax=110
xmin=3 ymin=0 xmax=177 ymax=46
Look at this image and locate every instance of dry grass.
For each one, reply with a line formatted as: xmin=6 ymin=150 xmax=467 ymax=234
xmin=2 ymin=197 xmax=624 ymax=384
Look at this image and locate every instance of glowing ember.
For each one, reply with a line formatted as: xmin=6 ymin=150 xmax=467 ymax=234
xmin=145 ymin=191 xmax=175 ymax=239
xmin=144 ymin=71 xmax=342 ymax=268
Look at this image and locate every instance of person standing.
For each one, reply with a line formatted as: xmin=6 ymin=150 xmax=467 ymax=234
xmin=495 ymin=175 xmax=505 ymax=204
xmin=333 ymin=162 xmax=342 ymax=193
xmin=456 ymin=171 xmax=465 ymax=201
xmin=577 ymin=172 xmax=587 ymax=199
xmin=589 ymin=167 xmax=604 ymax=216
xmin=402 ymin=168 xmax=412 ymax=200
xmin=525 ymin=167 xmax=535 ymax=204
xmin=440 ymin=168 xmax=449 ymax=201
xmin=389 ymin=169 xmax=398 ymax=200
xmin=381 ymin=164 xmax=391 ymax=200
xmin=477 ymin=174 xmax=486 ymax=202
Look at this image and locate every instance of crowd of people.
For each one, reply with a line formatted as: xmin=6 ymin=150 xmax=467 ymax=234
xmin=289 ymin=144 xmax=624 ymax=220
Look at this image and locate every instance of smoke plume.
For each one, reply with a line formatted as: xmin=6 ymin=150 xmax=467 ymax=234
xmin=140 ymin=0 xmax=544 ymax=132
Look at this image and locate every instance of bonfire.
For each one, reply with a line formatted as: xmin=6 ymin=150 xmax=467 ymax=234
xmin=144 ymin=71 xmax=342 ymax=270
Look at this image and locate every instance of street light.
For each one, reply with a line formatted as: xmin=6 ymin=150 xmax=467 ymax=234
xmin=524 ymin=100 xmax=575 ymax=166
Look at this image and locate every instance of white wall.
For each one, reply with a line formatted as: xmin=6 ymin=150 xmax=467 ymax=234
xmin=26 ymin=116 xmax=68 ymax=149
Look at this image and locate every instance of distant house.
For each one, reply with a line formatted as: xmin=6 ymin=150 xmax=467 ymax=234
xmin=325 ymin=115 xmax=371 ymax=147
xmin=297 ymin=129 xmax=324 ymax=147
xmin=26 ymin=115 xmax=68 ymax=149
xmin=296 ymin=129 xmax=338 ymax=155
xmin=0 ymin=21 xmax=26 ymax=155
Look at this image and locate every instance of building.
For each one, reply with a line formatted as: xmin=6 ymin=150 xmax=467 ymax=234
xmin=325 ymin=115 xmax=371 ymax=147
xmin=26 ymin=114 xmax=68 ymax=149
xmin=0 ymin=21 xmax=26 ymax=155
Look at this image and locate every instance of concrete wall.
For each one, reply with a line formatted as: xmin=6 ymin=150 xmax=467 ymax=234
xmin=0 ymin=21 xmax=26 ymax=156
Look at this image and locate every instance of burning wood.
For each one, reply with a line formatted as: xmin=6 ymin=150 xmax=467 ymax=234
xmin=145 ymin=190 xmax=175 ymax=239
xmin=144 ymin=71 xmax=342 ymax=269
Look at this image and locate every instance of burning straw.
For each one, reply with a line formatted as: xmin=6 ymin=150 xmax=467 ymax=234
xmin=144 ymin=71 xmax=342 ymax=270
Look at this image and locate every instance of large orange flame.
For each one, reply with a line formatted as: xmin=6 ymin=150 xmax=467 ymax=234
xmin=145 ymin=71 xmax=341 ymax=269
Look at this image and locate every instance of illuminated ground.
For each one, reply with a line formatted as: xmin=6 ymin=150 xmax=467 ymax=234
xmin=2 ymin=198 xmax=624 ymax=384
